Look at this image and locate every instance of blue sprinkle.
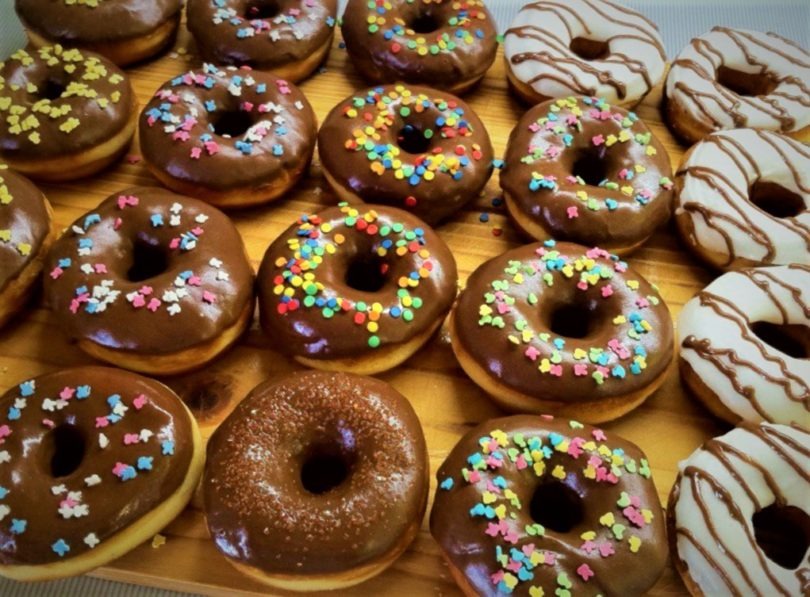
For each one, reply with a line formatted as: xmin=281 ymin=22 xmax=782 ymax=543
xmin=119 ymin=466 xmax=137 ymax=481
xmin=440 ymin=477 xmax=454 ymax=490
xmin=76 ymin=385 xmax=91 ymax=399
xmin=7 ymin=408 xmax=20 ymax=421
xmin=548 ymin=432 xmax=563 ymax=446
xmin=19 ymin=381 xmax=35 ymax=397
xmin=58 ymin=258 xmax=72 ymax=268
xmin=83 ymin=214 xmax=101 ymax=229
xmin=162 ymin=440 xmax=175 ymax=456
xmin=150 ymin=214 xmax=164 ymax=227
xmin=107 ymin=394 xmax=122 ymax=407
xmin=52 ymin=539 xmax=70 ymax=557
xmin=10 ymin=519 xmax=26 ymax=535
xmin=137 ymin=456 xmax=154 ymax=471
xmin=0 ymin=486 xmax=7 ymax=498
xmin=272 ymin=144 xmax=284 ymax=156
xmin=204 ymin=100 xmax=217 ymax=112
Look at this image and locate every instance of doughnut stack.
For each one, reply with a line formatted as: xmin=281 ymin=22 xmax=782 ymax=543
xmin=0 ymin=0 xmax=807 ymax=594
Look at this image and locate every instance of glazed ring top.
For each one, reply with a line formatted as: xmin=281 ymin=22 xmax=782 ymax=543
xmin=0 ymin=166 xmax=51 ymax=292
xmin=258 ymin=202 xmax=458 ymax=359
xmin=204 ymin=371 xmax=427 ymax=574
xmin=431 ymin=415 xmax=668 ymax=596
xmin=678 ymin=265 xmax=810 ymax=426
xmin=666 ymin=27 xmax=810 ymax=137
xmin=140 ymin=64 xmax=316 ymax=192
xmin=670 ymin=422 xmax=810 ymax=596
xmin=675 ymin=128 xmax=810 ymax=270
xmin=501 ymin=96 xmax=673 ymax=248
xmin=504 ymin=0 xmax=667 ymax=106
xmin=341 ymin=0 xmax=497 ymax=89
xmin=187 ymin=0 xmax=338 ymax=68
xmin=454 ymin=240 xmax=673 ymax=403
xmin=15 ymin=0 xmax=183 ymax=44
xmin=0 ymin=46 xmax=134 ymax=160
xmin=317 ymin=84 xmax=493 ymax=224
xmin=0 ymin=367 xmax=195 ymax=566
xmin=43 ymin=186 xmax=254 ymax=355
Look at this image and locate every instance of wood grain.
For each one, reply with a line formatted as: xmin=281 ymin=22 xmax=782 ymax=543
xmin=0 ymin=25 xmax=729 ymax=596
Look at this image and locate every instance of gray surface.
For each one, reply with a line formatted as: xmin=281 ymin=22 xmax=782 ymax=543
xmin=0 ymin=0 xmax=809 ymax=595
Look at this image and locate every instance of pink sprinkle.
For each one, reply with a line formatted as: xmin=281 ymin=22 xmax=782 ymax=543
xmin=50 ymin=267 xmax=64 ymax=279
xmin=549 ymin=364 xmax=563 ymax=377
xmin=615 ymin=261 xmax=627 ymax=273
xmin=490 ymin=570 xmax=505 ymax=585
xmin=139 ymin=286 xmax=153 ymax=296
xmin=586 ymin=247 xmax=609 ymax=259
xmin=592 ymin=134 xmax=605 ymax=146
xmin=241 ymin=101 xmax=254 ymax=112
xmin=623 ymin=506 xmax=646 ymax=528
xmin=60 ymin=497 xmax=77 ymax=508
xmin=601 ymin=285 xmax=613 ymax=298
xmin=522 ymin=543 xmax=536 ymax=556
xmin=132 ymin=294 xmax=146 ymax=308
xmin=95 ymin=417 xmax=109 ymax=428
xmin=506 ymin=560 xmax=522 ymax=573
xmin=566 ymin=114 xmax=579 ymax=125
xmin=631 ymin=495 xmax=641 ymax=508
xmin=599 ymin=543 xmax=615 ymax=558
xmin=42 ymin=419 xmax=55 ymax=428
xmin=202 ymin=291 xmax=217 ymax=304
xmin=188 ymin=276 xmax=202 ymax=286
xmin=574 ymin=364 xmax=588 ymax=376
xmin=191 ymin=226 xmax=204 ymax=236
xmin=69 ymin=299 xmax=81 ymax=314
xmin=94 ymin=264 xmax=107 ymax=274
xmin=204 ymin=141 xmax=220 ymax=155
xmin=112 ymin=462 xmax=128 ymax=477
xmin=116 ymin=195 xmax=138 ymax=209
xmin=133 ymin=394 xmax=147 ymax=410
xmin=59 ymin=387 xmax=74 ymax=400
xmin=636 ymin=297 xmax=650 ymax=308
xmin=485 ymin=523 xmax=500 ymax=537
xmin=577 ymin=564 xmax=595 ymax=581
xmin=544 ymin=552 xmax=556 ymax=565
xmin=485 ymin=456 xmax=503 ymax=468
xmin=576 ymin=280 xmax=589 ymax=291
xmin=496 ymin=302 xmax=511 ymax=314
xmin=190 ymin=147 xmax=202 ymax=160
xmin=592 ymin=429 xmax=607 ymax=441
xmin=504 ymin=531 xmax=519 ymax=544
xmin=123 ymin=433 xmax=140 ymax=445
xmin=566 ymin=206 xmax=579 ymax=219
xmin=172 ymin=131 xmax=190 ymax=142
xmin=618 ymin=168 xmax=630 ymax=180
xmin=146 ymin=298 xmax=161 ymax=312
xmin=467 ymin=470 xmax=480 ymax=483
xmin=528 ymin=122 xmax=540 ymax=132
xmin=114 ymin=217 xmax=123 ymax=230
xmin=524 ymin=346 xmax=540 ymax=361
xmin=546 ymin=145 xmax=561 ymax=158
xmin=169 ymin=238 xmax=180 ymax=249
xmin=515 ymin=454 xmax=527 ymax=470
xmin=566 ymin=175 xmax=578 ymax=184
xmin=582 ymin=540 xmax=597 ymax=554
xmin=0 ymin=425 xmax=11 ymax=439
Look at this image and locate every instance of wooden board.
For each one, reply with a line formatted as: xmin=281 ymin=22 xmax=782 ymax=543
xmin=0 ymin=25 xmax=730 ymax=596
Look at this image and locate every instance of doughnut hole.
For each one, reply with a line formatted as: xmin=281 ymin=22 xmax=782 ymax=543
xmin=345 ymin=253 xmax=390 ymax=292
xmin=569 ymin=37 xmax=610 ymax=61
xmin=409 ymin=13 xmax=441 ymax=34
xmin=39 ymin=77 xmax=68 ymax=101
xmin=571 ymin=147 xmax=611 ymax=187
xmin=530 ymin=481 xmax=585 ymax=532
xmin=42 ymin=424 xmax=87 ymax=478
xmin=748 ymin=181 xmax=806 ymax=219
xmin=299 ymin=437 xmax=357 ymax=495
xmin=244 ymin=0 xmax=281 ymax=19
xmin=127 ymin=239 xmax=169 ymax=282
xmin=212 ymin=110 xmax=255 ymax=138
xmin=544 ymin=292 xmax=608 ymax=340
xmin=752 ymin=504 xmax=810 ymax=569
xmin=177 ymin=375 xmax=234 ymax=420
xmin=716 ymin=65 xmax=778 ymax=97
xmin=751 ymin=321 xmax=810 ymax=359
xmin=397 ymin=124 xmax=433 ymax=155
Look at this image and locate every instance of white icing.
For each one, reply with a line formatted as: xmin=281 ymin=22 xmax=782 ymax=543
xmin=672 ymin=424 xmax=810 ymax=596
xmin=678 ymin=265 xmax=810 ymax=426
xmin=503 ymin=0 xmax=666 ymax=107
xmin=666 ymin=27 xmax=810 ymax=134
xmin=675 ymin=128 xmax=810 ymax=268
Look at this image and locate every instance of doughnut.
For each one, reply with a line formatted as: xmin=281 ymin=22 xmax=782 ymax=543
xmin=139 ymin=64 xmax=317 ymax=208
xmin=0 ymin=46 xmax=137 ymax=182
xmin=15 ymin=0 xmax=182 ymax=67
xmin=317 ymin=84 xmax=494 ymax=225
xmin=341 ymin=0 xmax=497 ymax=94
xmin=431 ymin=414 xmax=668 ymax=596
xmin=674 ymin=128 xmax=810 ymax=270
xmin=0 ymin=366 xmax=203 ymax=581
xmin=187 ymin=0 xmax=338 ymax=83
xmin=501 ymin=96 xmax=673 ymax=253
xmin=451 ymin=240 xmax=674 ymax=423
xmin=43 ymin=186 xmax=255 ymax=376
xmin=0 ymin=166 xmax=57 ymax=328
xmin=204 ymin=370 xmax=428 ymax=591
xmin=678 ymin=264 xmax=810 ymax=426
xmin=257 ymin=202 xmax=458 ymax=374
xmin=665 ymin=27 xmax=810 ymax=145
xmin=504 ymin=0 xmax=666 ymax=107
xmin=668 ymin=422 xmax=810 ymax=596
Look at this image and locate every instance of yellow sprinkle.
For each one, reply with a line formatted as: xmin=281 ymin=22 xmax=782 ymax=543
xmin=629 ymin=535 xmax=642 ymax=553
xmin=551 ymin=465 xmax=566 ymax=480
xmin=599 ymin=512 xmax=615 ymax=527
xmin=16 ymin=243 xmax=31 ymax=256
xmin=151 ymin=534 xmax=166 ymax=549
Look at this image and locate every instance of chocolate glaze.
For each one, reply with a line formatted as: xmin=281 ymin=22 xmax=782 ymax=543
xmin=0 ymin=167 xmax=50 ymax=293
xmin=139 ymin=64 xmax=316 ymax=194
xmin=455 ymin=241 xmax=673 ymax=404
xmin=15 ymin=0 xmax=182 ymax=44
xmin=501 ymin=96 xmax=673 ymax=249
xmin=43 ymin=186 xmax=255 ymax=356
xmin=430 ymin=415 xmax=668 ymax=596
xmin=203 ymin=371 xmax=428 ymax=575
xmin=341 ymin=0 xmax=497 ymax=90
xmin=0 ymin=366 xmax=194 ymax=566
xmin=318 ymin=84 xmax=493 ymax=225
xmin=257 ymin=203 xmax=457 ymax=360
xmin=187 ymin=0 xmax=337 ymax=71
xmin=0 ymin=46 xmax=134 ymax=160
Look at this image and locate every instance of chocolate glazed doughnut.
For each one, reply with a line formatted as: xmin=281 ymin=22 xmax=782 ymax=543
xmin=15 ymin=0 xmax=182 ymax=66
xmin=0 ymin=367 xmax=203 ymax=582
xmin=258 ymin=203 xmax=458 ymax=374
xmin=0 ymin=46 xmax=137 ymax=182
xmin=204 ymin=371 xmax=428 ymax=591
xmin=43 ymin=187 xmax=255 ymax=375
xmin=0 ymin=167 xmax=57 ymax=328
xmin=431 ymin=415 xmax=668 ymax=596
xmin=341 ymin=0 xmax=497 ymax=94
xmin=187 ymin=0 xmax=338 ymax=83
xmin=501 ymin=96 xmax=673 ymax=254
xmin=451 ymin=240 xmax=674 ymax=423
xmin=318 ymin=84 xmax=493 ymax=225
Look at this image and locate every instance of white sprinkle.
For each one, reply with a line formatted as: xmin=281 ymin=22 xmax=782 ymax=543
xmin=0 ymin=505 xmax=10 ymax=521
xmin=71 ymin=225 xmax=85 ymax=235
xmin=98 ymin=433 xmax=109 ymax=449
xmin=0 ymin=451 xmax=10 ymax=464
xmin=51 ymin=484 xmax=67 ymax=495
xmin=167 ymin=303 xmax=182 ymax=316
xmin=84 ymin=533 xmax=100 ymax=548
xmin=209 ymin=257 xmax=222 ymax=268
xmin=216 ymin=270 xmax=229 ymax=282
xmin=195 ymin=214 xmax=209 ymax=224
xmin=170 ymin=202 xmax=182 ymax=214
xmin=85 ymin=474 xmax=102 ymax=487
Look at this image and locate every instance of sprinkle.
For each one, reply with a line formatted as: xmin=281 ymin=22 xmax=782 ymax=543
xmin=52 ymin=539 xmax=70 ymax=557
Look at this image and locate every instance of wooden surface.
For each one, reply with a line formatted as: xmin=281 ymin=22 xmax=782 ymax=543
xmin=0 ymin=26 xmax=730 ymax=596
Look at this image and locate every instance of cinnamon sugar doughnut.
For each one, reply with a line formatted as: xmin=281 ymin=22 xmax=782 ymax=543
xmin=669 ymin=422 xmax=810 ymax=596
xmin=666 ymin=27 xmax=810 ymax=144
xmin=504 ymin=0 xmax=667 ymax=107
xmin=674 ymin=128 xmax=809 ymax=271
xmin=678 ymin=264 xmax=809 ymax=426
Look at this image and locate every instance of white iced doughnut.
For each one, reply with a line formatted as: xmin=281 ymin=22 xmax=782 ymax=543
xmin=668 ymin=423 xmax=810 ymax=597
xmin=678 ymin=264 xmax=810 ymax=426
xmin=503 ymin=0 xmax=667 ymax=107
xmin=674 ymin=128 xmax=810 ymax=271
xmin=665 ymin=27 xmax=810 ymax=144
